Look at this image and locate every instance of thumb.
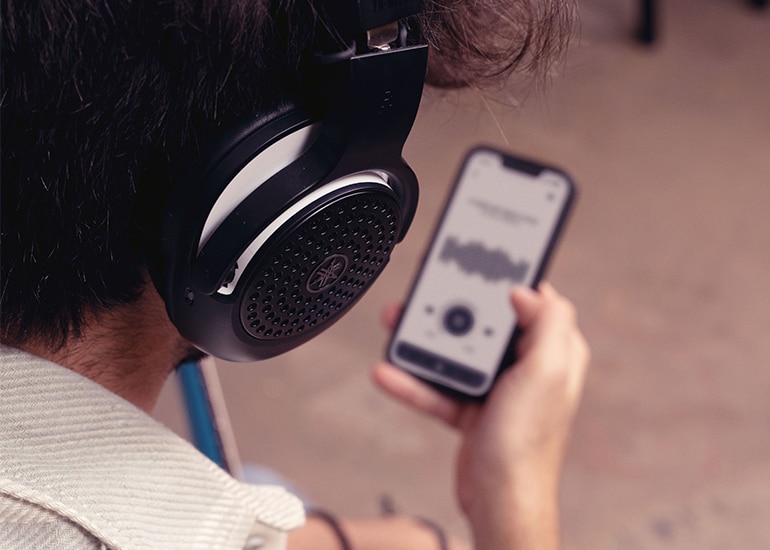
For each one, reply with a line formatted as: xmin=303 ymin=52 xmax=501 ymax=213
xmin=510 ymin=285 xmax=542 ymax=329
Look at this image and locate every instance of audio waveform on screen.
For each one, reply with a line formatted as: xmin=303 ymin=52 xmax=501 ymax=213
xmin=439 ymin=237 xmax=530 ymax=283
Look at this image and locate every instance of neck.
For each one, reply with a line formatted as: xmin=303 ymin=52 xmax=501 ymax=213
xmin=15 ymin=285 xmax=201 ymax=413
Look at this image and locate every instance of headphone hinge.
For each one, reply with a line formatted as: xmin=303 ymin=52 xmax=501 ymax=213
xmin=366 ymin=22 xmax=400 ymax=51
xmin=323 ymin=0 xmax=422 ymax=38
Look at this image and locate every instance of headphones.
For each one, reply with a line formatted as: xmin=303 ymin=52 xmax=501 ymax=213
xmin=150 ymin=1 xmax=428 ymax=361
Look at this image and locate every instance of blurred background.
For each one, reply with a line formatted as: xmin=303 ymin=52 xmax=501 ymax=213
xmin=154 ymin=0 xmax=770 ymax=547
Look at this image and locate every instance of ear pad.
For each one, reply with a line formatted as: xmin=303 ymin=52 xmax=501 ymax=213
xmin=153 ymin=44 xmax=428 ymax=361
xmin=234 ymin=173 xmax=402 ymax=342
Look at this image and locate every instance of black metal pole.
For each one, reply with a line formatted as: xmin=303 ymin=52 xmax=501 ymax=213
xmin=637 ymin=0 xmax=658 ymax=44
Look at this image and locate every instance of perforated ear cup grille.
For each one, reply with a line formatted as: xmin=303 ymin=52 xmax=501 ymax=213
xmin=238 ymin=192 xmax=401 ymax=340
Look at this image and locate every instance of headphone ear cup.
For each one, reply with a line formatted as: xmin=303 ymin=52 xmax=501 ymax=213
xmin=155 ymin=108 xmax=411 ymax=361
xmin=152 ymin=42 xmax=428 ymax=362
xmin=235 ymin=178 xmax=402 ymax=345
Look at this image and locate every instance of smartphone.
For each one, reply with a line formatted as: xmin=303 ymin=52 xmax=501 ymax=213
xmin=387 ymin=146 xmax=576 ymax=398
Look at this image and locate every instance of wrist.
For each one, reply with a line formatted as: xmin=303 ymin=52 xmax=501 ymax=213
xmin=345 ymin=515 xmax=448 ymax=549
xmin=296 ymin=511 xmax=449 ymax=550
xmin=300 ymin=510 xmax=352 ymax=550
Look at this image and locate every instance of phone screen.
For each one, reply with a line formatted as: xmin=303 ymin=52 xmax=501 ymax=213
xmin=388 ymin=147 xmax=574 ymax=396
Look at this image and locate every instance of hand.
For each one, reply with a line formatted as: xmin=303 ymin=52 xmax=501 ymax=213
xmin=373 ymin=283 xmax=590 ymax=550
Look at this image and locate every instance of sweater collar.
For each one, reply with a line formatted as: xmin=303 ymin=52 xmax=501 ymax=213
xmin=0 ymin=345 xmax=305 ymax=550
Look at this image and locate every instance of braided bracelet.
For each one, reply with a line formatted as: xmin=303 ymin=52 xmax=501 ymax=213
xmin=308 ymin=504 xmax=448 ymax=550
xmin=413 ymin=515 xmax=449 ymax=550
xmin=380 ymin=495 xmax=449 ymax=550
xmin=307 ymin=509 xmax=352 ymax=550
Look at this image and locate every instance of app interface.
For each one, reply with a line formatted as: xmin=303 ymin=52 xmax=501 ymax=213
xmin=393 ymin=150 xmax=570 ymax=393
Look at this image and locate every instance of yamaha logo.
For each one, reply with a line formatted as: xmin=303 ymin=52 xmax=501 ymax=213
xmin=306 ymin=254 xmax=349 ymax=293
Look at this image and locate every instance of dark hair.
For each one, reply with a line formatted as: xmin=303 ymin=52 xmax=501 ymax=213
xmin=1 ymin=0 xmax=576 ymax=347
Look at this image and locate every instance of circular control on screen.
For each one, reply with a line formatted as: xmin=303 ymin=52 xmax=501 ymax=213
xmin=442 ymin=304 xmax=474 ymax=336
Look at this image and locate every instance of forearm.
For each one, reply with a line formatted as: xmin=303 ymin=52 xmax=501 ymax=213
xmin=466 ymin=465 xmax=560 ymax=550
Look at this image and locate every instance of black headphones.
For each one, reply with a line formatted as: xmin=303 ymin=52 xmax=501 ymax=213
xmin=150 ymin=1 xmax=427 ymax=361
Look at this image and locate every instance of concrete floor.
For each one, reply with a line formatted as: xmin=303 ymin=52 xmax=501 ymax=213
xmin=153 ymin=1 xmax=770 ymax=547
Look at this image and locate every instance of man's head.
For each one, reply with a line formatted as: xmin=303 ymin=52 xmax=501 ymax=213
xmin=1 ymin=0 xmax=575 ymax=353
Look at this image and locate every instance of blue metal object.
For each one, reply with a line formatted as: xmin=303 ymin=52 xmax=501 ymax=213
xmin=177 ymin=361 xmax=227 ymax=470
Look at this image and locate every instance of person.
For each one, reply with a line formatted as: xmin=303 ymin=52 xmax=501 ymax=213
xmin=0 ymin=1 xmax=587 ymax=549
